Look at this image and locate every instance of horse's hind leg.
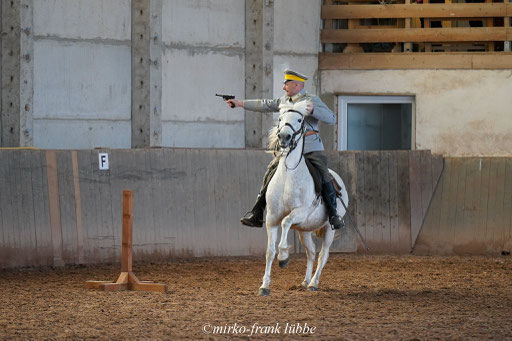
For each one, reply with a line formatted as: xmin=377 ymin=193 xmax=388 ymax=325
xmin=308 ymin=227 xmax=335 ymax=290
xmin=259 ymin=226 xmax=279 ymax=296
xmin=278 ymin=208 xmax=309 ymax=267
xmin=298 ymin=231 xmax=316 ymax=288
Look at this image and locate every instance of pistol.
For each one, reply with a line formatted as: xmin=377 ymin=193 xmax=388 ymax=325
xmin=216 ymin=93 xmax=235 ymax=108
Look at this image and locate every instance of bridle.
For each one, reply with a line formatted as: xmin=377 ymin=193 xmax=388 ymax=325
xmin=276 ymin=109 xmax=306 ymax=170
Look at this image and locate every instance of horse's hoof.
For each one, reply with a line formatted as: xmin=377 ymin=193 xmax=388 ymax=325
xmin=258 ymin=288 xmax=270 ymax=296
xmin=307 ymin=286 xmax=318 ymax=291
xmin=278 ymin=258 xmax=289 ymax=268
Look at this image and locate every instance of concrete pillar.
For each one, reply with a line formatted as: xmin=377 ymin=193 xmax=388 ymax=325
xmin=131 ymin=0 xmax=162 ymax=148
xmin=20 ymin=0 xmax=33 ymax=147
xmin=1 ymin=0 xmax=33 ymax=147
xmin=245 ymin=0 xmax=274 ymax=149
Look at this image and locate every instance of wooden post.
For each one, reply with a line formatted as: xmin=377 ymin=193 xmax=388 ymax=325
xmin=86 ymin=190 xmax=167 ymax=293
xmin=122 ymin=190 xmax=133 ymax=273
xmin=485 ymin=0 xmax=494 ymax=52
xmin=505 ymin=0 xmax=511 ymax=51
xmin=343 ymin=2 xmax=364 ymax=53
xmin=404 ymin=0 xmax=412 ymax=52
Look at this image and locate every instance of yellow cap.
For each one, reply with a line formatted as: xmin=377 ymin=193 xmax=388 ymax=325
xmin=283 ymin=69 xmax=308 ymax=83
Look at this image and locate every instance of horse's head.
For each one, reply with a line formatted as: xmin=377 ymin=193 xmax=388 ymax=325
xmin=274 ymin=101 xmax=310 ymax=149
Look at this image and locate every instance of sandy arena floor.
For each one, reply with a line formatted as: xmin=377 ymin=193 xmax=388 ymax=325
xmin=1 ymin=254 xmax=511 ymax=340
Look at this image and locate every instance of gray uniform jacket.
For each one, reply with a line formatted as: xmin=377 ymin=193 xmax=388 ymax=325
xmin=243 ymin=90 xmax=335 ymax=154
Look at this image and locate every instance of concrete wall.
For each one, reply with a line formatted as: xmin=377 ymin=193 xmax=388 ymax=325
xmin=32 ymin=0 xmax=132 ymax=149
xmin=321 ymin=69 xmax=512 ymax=157
xmin=160 ymin=0 xmax=246 ymax=148
xmin=273 ymin=0 xmax=321 ymax=98
xmin=1 ymin=1 xmax=326 ymax=150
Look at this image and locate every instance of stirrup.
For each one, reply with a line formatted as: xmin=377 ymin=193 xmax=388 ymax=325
xmin=329 ymin=215 xmax=345 ymax=230
xmin=240 ymin=211 xmax=264 ymax=228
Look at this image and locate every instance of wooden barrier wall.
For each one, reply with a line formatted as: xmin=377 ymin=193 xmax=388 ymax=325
xmin=1 ymin=149 xmax=445 ymax=268
xmin=414 ymin=158 xmax=512 ymax=255
xmin=327 ymin=150 xmax=443 ymax=253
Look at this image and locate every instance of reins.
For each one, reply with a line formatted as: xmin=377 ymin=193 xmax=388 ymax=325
xmin=276 ymin=110 xmax=306 ymax=171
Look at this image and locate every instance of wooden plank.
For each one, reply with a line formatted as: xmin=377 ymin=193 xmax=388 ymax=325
xmin=502 ymin=159 xmax=512 ymax=253
xmin=18 ymin=151 xmax=38 ymax=266
xmin=230 ymin=149 xmax=251 ymax=254
xmin=506 ymin=0 xmax=511 ymax=52
xmin=31 ymin=150 xmax=52 ymax=266
xmin=414 ymin=155 xmax=444 ymax=254
xmin=76 ymin=150 xmax=94 ymax=263
xmin=441 ymin=159 xmax=461 ymax=253
xmin=121 ymin=191 xmax=133 ymax=273
xmin=429 ymin=156 xmax=445 ymax=250
xmin=396 ymin=151 xmax=411 ymax=252
xmin=460 ymin=158 xmax=483 ymax=252
xmin=133 ymin=149 xmax=156 ymax=257
xmin=337 ymin=152 xmax=357 ymax=252
xmin=319 ymin=52 xmax=512 ymax=70
xmin=94 ymin=149 xmax=115 ymax=262
xmin=442 ymin=0 xmax=453 ymax=29
xmin=355 ymin=152 xmax=367 ymax=252
xmin=213 ymin=150 xmax=231 ymax=255
xmin=12 ymin=151 xmax=24 ymax=266
xmin=56 ymin=151 xmax=78 ymax=264
xmin=2 ymin=151 xmax=21 ymax=267
xmin=416 ymin=151 xmax=434 ymax=247
xmin=147 ymin=148 xmax=177 ymax=259
xmin=324 ymin=0 xmax=335 ymax=53
xmin=453 ymin=159 xmax=468 ymax=252
xmin=321 ymin=27 xmax=510 ymax=44
xmin=180 ymin=148 xmax=197 ymax=255
xmin=388 ymin=152 xmax=400 ymax=251
xmin=409 ymin=152 xmax=422 ymax=249
xmin=45 ymin=150 xmax=64 ymax=267
xmin=476 ymin=158 xmax=491 ymax=253
xmin=365 ymin=152 xmax=379 ymax=251
xmin=345 ymin=1 xmax=365 ymax=53
xmin=71 ymin=150 xmax=85 ymax=264
xmin=378 ymin=152 xmax=391 ymax=251
xmin=322 ymin=3 xmax=508 ymax=19
xmin=485 ymin=159 xmax=506 ymax=253
xmin=79 ymin=149 xmax=114 ymax=263
xmin=431 ymin=155 xmax=444 ymax=192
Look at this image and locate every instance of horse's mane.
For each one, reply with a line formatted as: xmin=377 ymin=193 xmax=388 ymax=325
xmin=267 ymin=101 xmax=310 ymax=153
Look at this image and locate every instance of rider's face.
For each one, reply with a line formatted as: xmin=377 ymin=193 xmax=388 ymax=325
xmin=282 ymin=81 xmax=302 ymax=97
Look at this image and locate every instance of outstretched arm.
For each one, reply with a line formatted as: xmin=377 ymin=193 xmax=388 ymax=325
xmin=228 ymin=98 xmax=281 ymax=112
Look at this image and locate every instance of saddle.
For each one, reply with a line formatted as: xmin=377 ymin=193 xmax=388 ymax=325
xmin=304 ymin=158 xmax=342 ymax=198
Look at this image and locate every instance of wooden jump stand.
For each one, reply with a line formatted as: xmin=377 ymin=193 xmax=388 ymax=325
xmin=86 ymin=190 xmax=167 ymax=293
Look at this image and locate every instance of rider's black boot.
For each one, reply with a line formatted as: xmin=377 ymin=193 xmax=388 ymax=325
xmin=322 ymin=181 xmax=345 ymax=230
xmin=240 ymin=194 xmax=266 ymax=227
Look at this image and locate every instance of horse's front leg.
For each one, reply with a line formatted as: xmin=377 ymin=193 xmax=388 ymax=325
xmin=259 ymin=225 xmax=278 ymax=296
xmin=278 ymin=207 xmax=309 ymax=268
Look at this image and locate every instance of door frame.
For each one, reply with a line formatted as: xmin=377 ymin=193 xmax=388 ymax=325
xmin=337 ymin=95 xmax=416 ymax=151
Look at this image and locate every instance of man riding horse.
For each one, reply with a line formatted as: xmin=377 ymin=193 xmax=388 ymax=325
xmin=226 ymin=69 xmax=345 ymax=231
